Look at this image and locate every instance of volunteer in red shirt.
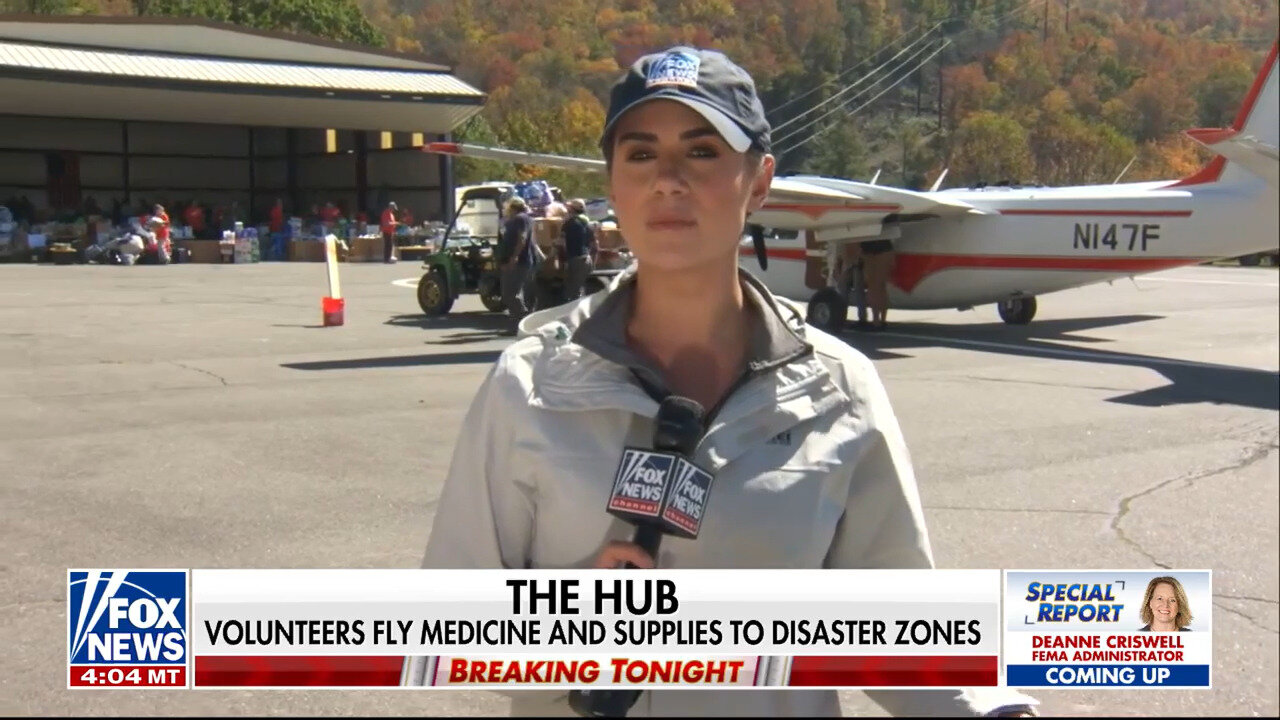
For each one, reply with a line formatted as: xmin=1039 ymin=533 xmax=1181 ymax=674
xmin=269 ymin=198 xmax=284 ymax=234
xmin=150 ymin=204 xmax=171 ymax=258
xmin=183 ymin=202 xmax=205 ymax=237
xmin=380 ymin=201 xmax=399 ymax=263
xmin=320 ymin=202 xmax=341 ymax=227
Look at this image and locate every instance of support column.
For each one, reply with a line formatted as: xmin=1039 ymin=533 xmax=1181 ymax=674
xmin=247 ymin=127 xmax=256 ymax=221
xmin=438 ymin=132 xmax=455 ymax=221
xmin=121 ymin=121 xmax=131 ymax=206
xmin=354 ymin=130 xmax=368 ymax=216
xmin=286 ymin=128 xmax=299 ymax=214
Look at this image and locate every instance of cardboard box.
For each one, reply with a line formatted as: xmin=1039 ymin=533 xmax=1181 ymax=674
xmin=288 ymin=240 xmax=326 ymax=262
xmin=534 ymin=218 xmax=563 ymax=249
xmin=177 ymin=239 xmax=224 ymax=263
xmin=597 ymin=228 xmax=625 ymax=251
xmin=398 ymin=245 xmax=433 ymax=262
xmin=347 ymin=235 xmax=384 ymax=262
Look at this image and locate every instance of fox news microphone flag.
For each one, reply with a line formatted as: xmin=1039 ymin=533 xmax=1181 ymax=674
xmin=576 ymin=395 xmax=710 ymax=716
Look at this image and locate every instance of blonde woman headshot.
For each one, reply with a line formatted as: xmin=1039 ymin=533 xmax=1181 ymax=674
xmin=1139 ymin=576 xmax=1193 ymax=632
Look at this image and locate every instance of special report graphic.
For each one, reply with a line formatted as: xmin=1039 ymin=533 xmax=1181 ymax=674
xmin=1003 ymin=570 xmax=1212 ymax=688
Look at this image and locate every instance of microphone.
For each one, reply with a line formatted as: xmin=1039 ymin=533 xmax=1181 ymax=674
xmin=606 ymin=396 xmax=707 ymax=566
xmin=569 ymin=396 xmax=711 ymax=718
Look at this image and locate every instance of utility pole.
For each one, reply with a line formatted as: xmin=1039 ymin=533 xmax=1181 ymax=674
xmin=936 ymin=43 xmax=944 ymax=131
xmin=916 ymin=66 xmax=922 ymax=116
xmin=1043 ymin=0 xmax=1049 ymax=43
xmin=1065 ymin=0 xmax=1071 ymax=33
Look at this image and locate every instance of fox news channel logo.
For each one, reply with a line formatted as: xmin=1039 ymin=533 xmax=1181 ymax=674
xmin=609 ymin=449 xmax=676 ymax=517
xmin=661 ymin=457 xmax=713 ymax=537
xmin=1003 ymin=570 xmax=1211 ymax=689
xmin=68 ymin=570 xmax=188 ymax=688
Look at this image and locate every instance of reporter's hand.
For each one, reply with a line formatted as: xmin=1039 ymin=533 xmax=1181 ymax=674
xmin=592 ymin=541 xmax=654 ymax=569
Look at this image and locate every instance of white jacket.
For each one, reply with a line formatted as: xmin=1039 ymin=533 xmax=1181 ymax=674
xmin=421 ymin=267 xmax=1037 ymax=717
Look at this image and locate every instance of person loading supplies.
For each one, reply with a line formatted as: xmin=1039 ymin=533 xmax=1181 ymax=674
xmin=415 ymin=46 xmax=1038 ymax=718
xmin=561 ymin=198 xmax=598 ymax=301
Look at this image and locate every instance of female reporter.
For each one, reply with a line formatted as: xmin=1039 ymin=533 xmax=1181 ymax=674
xmin=419 ymin=47 xmax=1037 ymax=717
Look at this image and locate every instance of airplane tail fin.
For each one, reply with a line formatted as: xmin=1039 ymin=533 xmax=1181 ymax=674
xmin=1171 ymin=40 xmax=1277 ymax=188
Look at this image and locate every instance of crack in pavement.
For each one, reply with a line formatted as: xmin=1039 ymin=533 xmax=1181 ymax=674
xmin=172 ymin=362 xmax=229 ymax=387
xmin=948 ymin=374 xmax=1133 ymax=393
xmin=0 ymin=598 xmax=63 ymax=613
xmin=930 ymin=505 xmax=1111 ymax=515
xmin=1213 ymin=599 xmax=1279 ymax=635
xmin=1110 ymin=437 xmax=1279 ymax=570
xmin=1215 ymin=593 xmax=1280 ymax=605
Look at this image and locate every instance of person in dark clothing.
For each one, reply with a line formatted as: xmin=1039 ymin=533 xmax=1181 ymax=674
xmin=499 ymin=197 xmax=536 ymax=334
xmin=561 ymin=198 xmax=597 ymax=301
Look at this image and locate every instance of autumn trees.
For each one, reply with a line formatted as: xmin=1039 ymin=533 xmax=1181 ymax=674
xmin=16 ymin=0 xmax=1273 ymax=190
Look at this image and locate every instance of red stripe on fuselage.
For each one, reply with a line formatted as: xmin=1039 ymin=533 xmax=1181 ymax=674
xmin=739 ymin=247 xmax=1205 ymax=293
xmin=889 ymin=254 xmax=1204 ymax=292
xmin=998 ymin=207 xmax=1187 ymax=215
xmin=739 ymin=246 xmax=808 ymax=261
xmin=998 ymin=209 xmax=1192 ymax=217
xmin=760 ymin=203 xmax=900 ymax=219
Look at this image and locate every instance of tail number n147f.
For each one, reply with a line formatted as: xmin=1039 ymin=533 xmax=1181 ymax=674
xmin=1073 ymin=223 xmax=1160 ymax=251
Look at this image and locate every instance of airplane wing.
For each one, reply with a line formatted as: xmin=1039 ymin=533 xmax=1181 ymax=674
xmin=422 ymin=142 xmax=988 ymax=239
xmin=424 ymin=141 xmax=606 ymax=172
xmin=752 ymin=175 xmax=988 ymax=235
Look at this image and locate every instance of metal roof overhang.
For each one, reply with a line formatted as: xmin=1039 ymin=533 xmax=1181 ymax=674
xmin=0 ymin=39 xmax=485 ymax=132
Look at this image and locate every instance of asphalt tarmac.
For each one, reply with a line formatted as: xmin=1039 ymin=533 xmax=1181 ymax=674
xmin=1 ymin=261 xmax=1276 ymax=717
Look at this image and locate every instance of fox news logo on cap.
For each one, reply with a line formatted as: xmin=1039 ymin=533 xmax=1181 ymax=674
xmin=609 ymin=448 xmax=676 ymax=517
xmin=646 ymin=50 xmax=701 ymax=89
xmin=68 ymin=570 xmax=188 ymax=688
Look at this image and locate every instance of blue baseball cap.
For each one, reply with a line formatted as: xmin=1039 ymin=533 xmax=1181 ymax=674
xmin=601 ymin=47 xmax=772 ymax=156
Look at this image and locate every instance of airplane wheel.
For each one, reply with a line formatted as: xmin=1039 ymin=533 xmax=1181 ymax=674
xmin=806 ymin=288 xmax=848 ymax=331
xmin=997 ymin=297 xmax=1037 ymax=325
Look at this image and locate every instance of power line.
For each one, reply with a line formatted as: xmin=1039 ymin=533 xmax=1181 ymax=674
xmin=768 ymin=0 xmax=1049 ymax=158
xmin=768 ymin=21 xmax=943 ymax=120
xmin=777 ymin=40 xmax=952 ymax=157
xmin=772 ymin=24 xmax=944 ymax=134
xmin=773 ymin=37 xmax=948 ymax=153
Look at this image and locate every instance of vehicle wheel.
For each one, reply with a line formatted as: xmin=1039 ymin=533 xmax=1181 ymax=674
xmin=806 ymin=288 xmax=848 ymax=331
xmin=1239 ymin=253 xmax=1262 ymax=267
xmin=478 ymin=274 xmax=505 ymax=312
xmin=997 ymin=296 xmax=1037 ymax=325
xmin=417 ymin=269 xmax=454 ymax=316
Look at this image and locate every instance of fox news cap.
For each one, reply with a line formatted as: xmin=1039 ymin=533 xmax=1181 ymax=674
xmin=601 ymin=47 xmax=771 ymax=157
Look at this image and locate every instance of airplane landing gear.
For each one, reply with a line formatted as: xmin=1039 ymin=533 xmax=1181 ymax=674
xmin=997 ymin=296 xmax=1037 ymax=325
xmin=806 ymin=288 xmax=848 ymax=331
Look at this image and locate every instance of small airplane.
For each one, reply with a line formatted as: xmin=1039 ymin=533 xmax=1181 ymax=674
xmin=422 ymin=41 xmax=1278 ymax=329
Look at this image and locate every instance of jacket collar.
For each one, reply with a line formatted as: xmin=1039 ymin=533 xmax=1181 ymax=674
xmin=516 ymin=264 xmax=850 ymax=467
xmin=566 ymin=265 xmax=813 ymax=401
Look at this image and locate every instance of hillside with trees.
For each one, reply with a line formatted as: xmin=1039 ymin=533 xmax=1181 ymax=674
xmin=358 ymin=0 xmax=1275 ymax=196
xmin=9 ymin=0 xmax=1275 ymax=197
